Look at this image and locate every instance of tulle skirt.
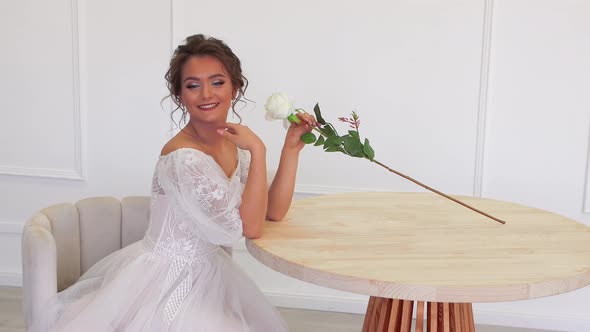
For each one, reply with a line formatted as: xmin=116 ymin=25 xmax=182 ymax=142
xmin=29 ymin=240 xmax=288 ymax=332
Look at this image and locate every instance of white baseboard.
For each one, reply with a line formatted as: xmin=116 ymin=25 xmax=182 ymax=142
xmin=265 ymin=290 xmax=589 ymax=332
xmin=265 ymin=290 xmax=368 ymax=314
xmin=473 ymin=307 xmax=590 ymax=332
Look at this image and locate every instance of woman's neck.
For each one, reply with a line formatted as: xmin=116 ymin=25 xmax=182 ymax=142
xmin=183 ymin=120 xmax=227 ymax=151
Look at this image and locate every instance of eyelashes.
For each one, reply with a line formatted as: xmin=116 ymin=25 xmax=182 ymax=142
xmin=185 ymin=80 xmax=225 ymax=89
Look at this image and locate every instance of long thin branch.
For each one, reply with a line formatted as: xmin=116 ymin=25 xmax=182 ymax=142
xmin=371 ymin=159 xmax=506 ymax=224
xmin=303 ymin=116 xmax=505 ymax=225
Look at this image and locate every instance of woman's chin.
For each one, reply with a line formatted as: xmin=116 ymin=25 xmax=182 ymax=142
xmin=188 ymin=112 xmax=229 ymax=124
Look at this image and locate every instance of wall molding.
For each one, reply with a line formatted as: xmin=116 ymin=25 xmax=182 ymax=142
xmin=168 ymin=0 xmax=177 ymax=139
xmin=0 ymin=0 xmax=86 ymax=181
xmin=71 ymin=0 xmax=87 ymax=180
xmin=473 ymin=0 xmax=495 ymax=197
xmin=170 ymin=0 xmax=185 ymax=56
xmin=0 ymin=272 xmax=21 ymax=287
xmin=584 ymin=122 xmax=590 ymax=213
xmin=0 ymin=166 xmax=83 ymax=180
xmin=167 ymin=0 xmax=185 ymax=139
xmin=0 ymin=222 xmax=24 ymax=235
xmin=0 ymin=222 xmax=23 ymax=287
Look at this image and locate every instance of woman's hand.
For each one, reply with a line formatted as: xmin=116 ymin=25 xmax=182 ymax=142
xmin=217 ymin=123 xmax=265 ymax=153
xmin=283 ymin=112 xmax=318 ymax=152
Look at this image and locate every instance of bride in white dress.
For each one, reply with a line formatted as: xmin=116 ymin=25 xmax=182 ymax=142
xmin=29 ymin=34 xmax=317 ymax=332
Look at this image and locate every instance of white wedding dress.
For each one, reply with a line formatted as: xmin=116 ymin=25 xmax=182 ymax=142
xmin=30 ymin=147 xmax=289 ymax=332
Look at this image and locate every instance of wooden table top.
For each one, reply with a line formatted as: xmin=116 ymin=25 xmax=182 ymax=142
xmin=246 ymin=192 xmax=590 ymax=303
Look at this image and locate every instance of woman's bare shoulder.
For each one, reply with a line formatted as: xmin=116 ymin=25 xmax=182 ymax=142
xmin=160 ymin=135 xmax=201 ymax=157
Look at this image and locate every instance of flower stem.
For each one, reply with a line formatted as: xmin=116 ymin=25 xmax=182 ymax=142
xmin=311 ymin=126 xmax=326 ymax=137
xmin=370 ymin=158 xmax=506 ymax=225
xmin=294 ymin=110 xmax=504 ymax=224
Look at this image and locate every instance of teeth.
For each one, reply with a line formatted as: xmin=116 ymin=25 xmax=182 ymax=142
xmin=199 ymin=103 xmax=217 ymax=109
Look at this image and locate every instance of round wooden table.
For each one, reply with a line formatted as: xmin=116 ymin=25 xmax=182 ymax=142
xmin=246 ymin=192 xmax=590 ymax=332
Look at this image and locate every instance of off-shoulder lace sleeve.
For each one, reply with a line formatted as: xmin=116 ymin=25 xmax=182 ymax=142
xmin=158 ymin=149 xmax=244 ymax=245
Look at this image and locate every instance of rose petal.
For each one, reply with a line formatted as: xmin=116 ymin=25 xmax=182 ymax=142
xmin=265 ymin=92 xmax=292 ymax=120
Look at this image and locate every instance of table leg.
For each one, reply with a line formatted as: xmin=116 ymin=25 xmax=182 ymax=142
xmin=362 ymin=297 xmax=475 ymax=332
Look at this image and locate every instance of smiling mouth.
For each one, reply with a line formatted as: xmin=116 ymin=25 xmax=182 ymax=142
xmin=198 ymin=103 xmax=219 ymax=111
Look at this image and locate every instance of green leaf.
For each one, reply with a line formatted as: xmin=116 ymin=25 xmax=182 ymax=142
xmin=313 ymin=103 xmax=327 ymax=125
xmin=342 ymin=135 xmax=364 ymax=158
xmin=300 ymin=132 xmax=317 ymax=144
xmin=323 ymin=135 xmax=342 ymax=148
xmin=325 ymin=146 xmax=343 ymax=152
xmin=363 ymin=138 xmax=375 ymax=160
xmin=314 ymin=135 xmax=325 ymax=146
xmin=321 ymin=125 xmax=335 ymax=137
xmin=348 ymin=130 xmax=360 ymax=140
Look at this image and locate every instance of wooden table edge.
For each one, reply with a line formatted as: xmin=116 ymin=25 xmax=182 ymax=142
xmin=246 ymin=239 xmax=590 ymax=303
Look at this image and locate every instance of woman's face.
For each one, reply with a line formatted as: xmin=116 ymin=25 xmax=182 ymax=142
xmin=179 ymin=55 xmax=235 ymax=125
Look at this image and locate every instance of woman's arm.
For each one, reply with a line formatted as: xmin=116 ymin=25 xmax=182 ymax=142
xmin=267 ymin=147 xmax=299 ymax=221
xmin=239 ymin=145 xmax=267 ymax=238
xmin=218 ymin=123 xmax=267 ymax=239
xmin=266 ymin=112 xmax=317 ymax=221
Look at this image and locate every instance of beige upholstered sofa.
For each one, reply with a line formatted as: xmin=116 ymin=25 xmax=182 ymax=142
xmin=21 ymin=196 xmax=151 ymax=328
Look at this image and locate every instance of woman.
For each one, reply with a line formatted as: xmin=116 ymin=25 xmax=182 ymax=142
xmin=30 ymin=34 xmax=316 ymax=331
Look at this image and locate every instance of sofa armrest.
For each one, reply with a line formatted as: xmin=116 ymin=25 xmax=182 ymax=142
xmin=21 ymin=213 xmax=58 ymax=328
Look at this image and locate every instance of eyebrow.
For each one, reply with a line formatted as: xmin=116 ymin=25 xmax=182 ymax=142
xmin=183 ymin=74 xmax=226 ymax=82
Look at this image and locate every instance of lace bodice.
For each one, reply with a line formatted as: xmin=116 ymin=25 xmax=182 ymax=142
xmin=144 ymin=147 xmax=251 ymax=261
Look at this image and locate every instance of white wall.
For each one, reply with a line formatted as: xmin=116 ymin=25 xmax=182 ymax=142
xmin=0 ymin=0 xmax=171 ymax=287
xmin=1 ymin=0 xmax=590 ymax=330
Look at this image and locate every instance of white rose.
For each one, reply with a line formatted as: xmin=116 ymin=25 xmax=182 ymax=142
xmin=264 ymin=93 xmax=292 ymax=121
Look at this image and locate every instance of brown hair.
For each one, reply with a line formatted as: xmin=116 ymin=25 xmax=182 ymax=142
xmin=164 ymin=34 xmax=248 ymax=125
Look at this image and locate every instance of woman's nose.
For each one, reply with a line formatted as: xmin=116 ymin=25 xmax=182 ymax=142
xmin=201 ymin=84 xmax=211 ymax=99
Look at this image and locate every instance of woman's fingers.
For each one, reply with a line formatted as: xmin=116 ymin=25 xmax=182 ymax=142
xmin=217 ymin=128 xmax=235 ymax=140
xmin=294 ymin=112 xmax=317 ymax=127
xmin=217 ymin=122 xmax=264 ymax=152
xmin=290 ymin=113 xmax=318 ymax=133
xmin=221 ymin=122 xmax=241 ymax=134
xmin=217 ymin=123 xmax=241 ymax=140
